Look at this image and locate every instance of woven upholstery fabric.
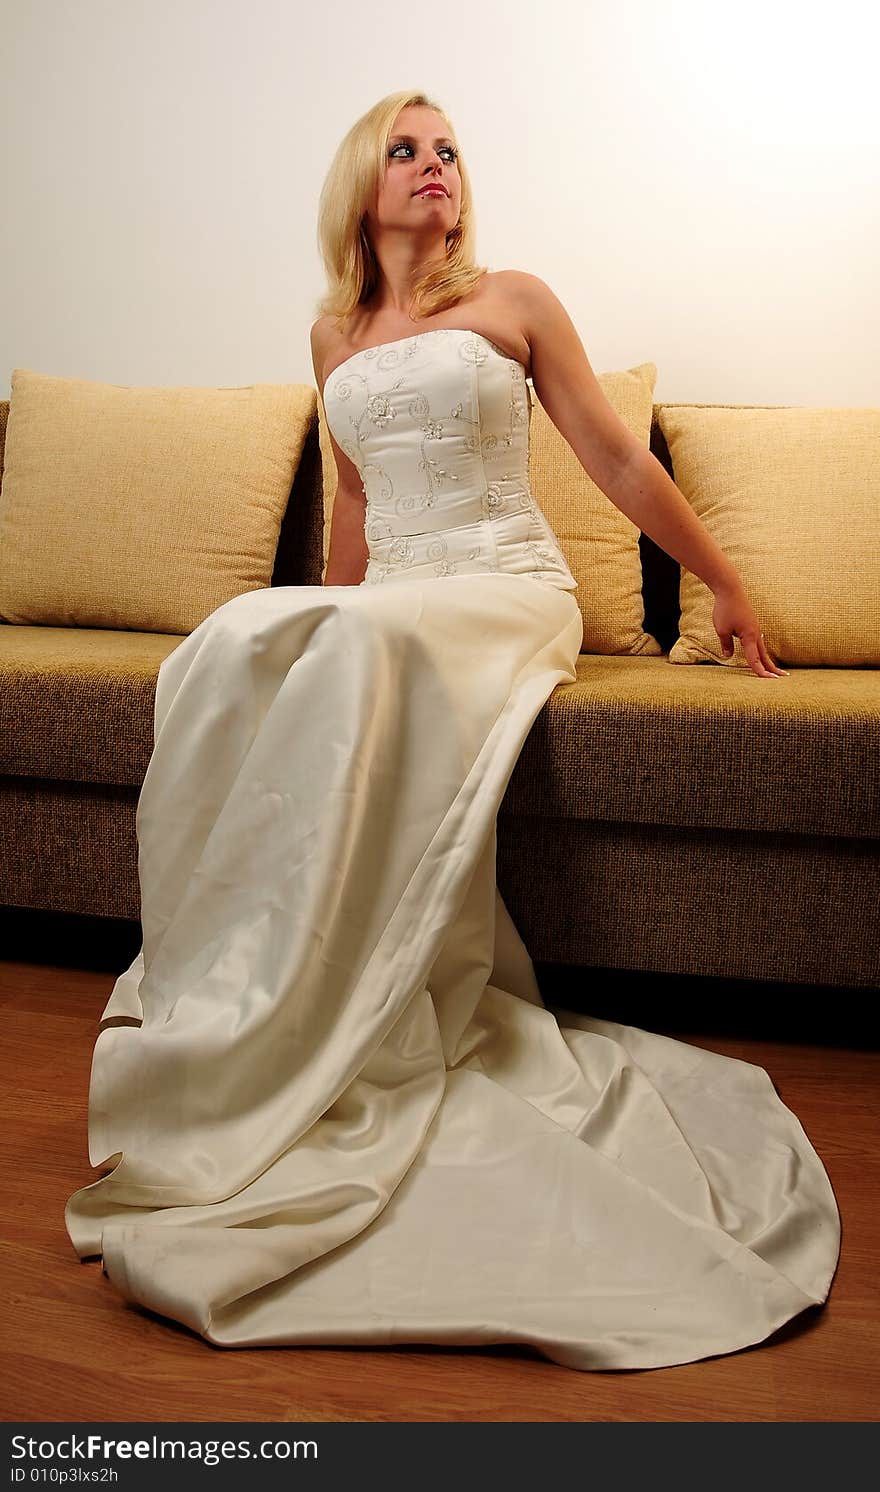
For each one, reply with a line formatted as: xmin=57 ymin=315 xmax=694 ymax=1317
xmin=0 ymin=369 xmax=316 ymax=635
xmin=0 ymin=625 xmax=184 ymax=784
xmin=502 ymin=653 xmax=880 ymax=839
xmin=2 ymin=389 xmax=878 ymax=993
xmin=6 ymin=628 xmax=877 ymax=837
xmin=319 ymin=362 xmax=660 ymax=655
xmin=657 ymin=402 xmax=880 ymax=667
xmin=4 ymin=775 xmax=875 ymax=983
xmin=497 ymin=815 xmax=879 ymax=988
xmin=0 ymin=778 xmax=141 ymax=919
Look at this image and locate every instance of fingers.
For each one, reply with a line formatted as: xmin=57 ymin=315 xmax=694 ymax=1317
xmin=744 ymin=631 xmax=789 ymax=679
xmin=719 ymin=629 xmax=789 ymax=678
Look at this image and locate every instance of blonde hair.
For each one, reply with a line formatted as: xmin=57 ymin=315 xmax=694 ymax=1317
xmin=314 ymin=90 xmax=488 ymax=332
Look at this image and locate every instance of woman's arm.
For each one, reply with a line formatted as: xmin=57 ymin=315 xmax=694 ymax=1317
xmin=509 ymin=271 xmax=786 ymax=678
xmin=311 ymin=321 xmax=370 ymax=586
xmin=323 ymin=474 xmax=369 ymax=586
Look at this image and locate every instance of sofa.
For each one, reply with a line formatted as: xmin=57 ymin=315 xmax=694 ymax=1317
xmin=1 ymin=364 xmax=877 ymax=993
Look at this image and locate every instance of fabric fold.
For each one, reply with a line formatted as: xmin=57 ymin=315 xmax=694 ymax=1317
xmin=65 ymin=575 xmax=840 ymax=1370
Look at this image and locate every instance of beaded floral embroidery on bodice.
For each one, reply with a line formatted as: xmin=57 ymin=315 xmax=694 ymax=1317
xmin=321 ymin=328 xmax=578 ymax=590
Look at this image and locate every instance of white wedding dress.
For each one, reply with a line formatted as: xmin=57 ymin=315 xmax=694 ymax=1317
xmin=65 ymin=328 xmax=840 ymax=1370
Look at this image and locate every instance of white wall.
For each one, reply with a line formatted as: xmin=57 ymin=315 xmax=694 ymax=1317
xmin=1 ymin=0 xmax=877 ymax=405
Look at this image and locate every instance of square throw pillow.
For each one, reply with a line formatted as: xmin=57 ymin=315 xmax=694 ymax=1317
xmin=657 ymin=403 xmax=880 ymax=667
xmin=529 ymin=362 xmax=660 ymax=654
xmin=319 ymin=359 xmax=661 ymax=655
xmin=0 ymin=369 xmax=316 ymax=635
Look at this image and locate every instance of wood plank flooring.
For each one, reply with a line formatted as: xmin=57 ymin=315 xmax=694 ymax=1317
xmin=1 ymin=909 xmax=877 ymax=1423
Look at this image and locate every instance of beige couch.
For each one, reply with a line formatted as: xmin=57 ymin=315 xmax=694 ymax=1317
xmin=1 ymin=371 xmax=877 ymax=992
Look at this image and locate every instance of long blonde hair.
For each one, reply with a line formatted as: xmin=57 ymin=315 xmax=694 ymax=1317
xmin=314 ymin=90 xmax=488 ymax=332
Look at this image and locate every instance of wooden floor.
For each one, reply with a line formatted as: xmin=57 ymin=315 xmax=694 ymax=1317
xmin=1 ymin=909 xmax=878 ymax=1423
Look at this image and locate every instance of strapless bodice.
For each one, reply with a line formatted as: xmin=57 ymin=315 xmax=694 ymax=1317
xmin=321 ymin=328 xmax=578 ymax=591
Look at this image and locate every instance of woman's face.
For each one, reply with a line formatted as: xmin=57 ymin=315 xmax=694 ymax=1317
xmin=366 ymin=105 xmax=462 ymax=240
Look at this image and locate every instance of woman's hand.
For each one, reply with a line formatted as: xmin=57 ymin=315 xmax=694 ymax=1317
xmin=712 ymin=582 xmax=789 ymax=678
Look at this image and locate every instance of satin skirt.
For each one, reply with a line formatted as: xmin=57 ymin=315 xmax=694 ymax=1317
xmin=65 ymin=574 xmax=840 ymax=1370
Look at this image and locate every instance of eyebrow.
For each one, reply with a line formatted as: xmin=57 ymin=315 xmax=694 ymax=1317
xmin=389 ymin=134 xmax=455 ymax=146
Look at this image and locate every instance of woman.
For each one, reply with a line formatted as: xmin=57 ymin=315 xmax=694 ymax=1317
xmin=314 ymin=95 xmax=782 ymax=675
xmin=66 ymin=90 xmax=839 ymax=1371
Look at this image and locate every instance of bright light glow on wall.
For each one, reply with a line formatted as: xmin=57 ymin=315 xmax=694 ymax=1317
xmin=654 ymin=0 xmax=879 ymax=167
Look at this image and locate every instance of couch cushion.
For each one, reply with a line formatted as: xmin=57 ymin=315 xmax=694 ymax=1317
xmin=0 ymin=370 xmax=316 ymax=635
xmin=6 ymin=632 xmax=876 ymax=839
xmin=319 ymin=362 xmax=661 ymax=656
xmin=0 ymin=625 xmax=184 ymax=784
xmin=503 ymin=653 xmax=880 ymax=839
xmin=529 ymin=363 xmax=661 ymax=656
xmin=656 ymin=402 xmax=880 ymax=667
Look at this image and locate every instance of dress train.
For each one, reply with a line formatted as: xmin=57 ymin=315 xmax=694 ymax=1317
xmin=65 ymin=575 xmax=840 ymax=1369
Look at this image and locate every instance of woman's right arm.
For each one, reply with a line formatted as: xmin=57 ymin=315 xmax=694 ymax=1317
xmin=311 ymin=321 xmax=369 ymax=586
xmin=322 ymin=457 xmax=369 ymax=586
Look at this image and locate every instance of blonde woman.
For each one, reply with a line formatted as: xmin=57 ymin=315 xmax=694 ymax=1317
xmin=66 ymin=91 xmax=839 ymax=1372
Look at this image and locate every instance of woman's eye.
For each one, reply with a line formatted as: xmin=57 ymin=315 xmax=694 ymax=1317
xmin=389 ymin=143 xmax=457 ymax=163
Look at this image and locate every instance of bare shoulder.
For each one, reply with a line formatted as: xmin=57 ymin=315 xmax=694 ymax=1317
xmin=489 ymin=268 xmax=541 ymax=291
xmin=480 ymin=267 xmax=540 ymax=317
xmin=309 ymin=315 xmax=335 ymax=389
xmin=498 ymin=271 xmax=601 ymax=368
xmin=309 ymin=314 xmax=332 ymax=351
xmin=500 ymin=273 xmax=642 ymax=494
xmin=484 ymin=270 xmax=566 ymax=360
xmin=492 ymin=269 xmax=562 ymax=325
xmin=468 ymin=270 xmax=542 ymax=369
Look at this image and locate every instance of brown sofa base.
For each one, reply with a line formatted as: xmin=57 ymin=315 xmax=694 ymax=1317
xmin=3 ymin=778 xmax=876 ymax=990
xmin=1 ymin=778 xmax=140 ymax=921
xmin=497 ymin=814 xmax=880 ymax=989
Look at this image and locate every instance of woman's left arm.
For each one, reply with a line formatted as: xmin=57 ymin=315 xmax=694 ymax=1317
xmin=507 ymin=271 xmax=787 ymax=679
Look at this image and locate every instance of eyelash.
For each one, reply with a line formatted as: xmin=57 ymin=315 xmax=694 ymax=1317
xmin=389 ymin=142 xmax=458 ymax=163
